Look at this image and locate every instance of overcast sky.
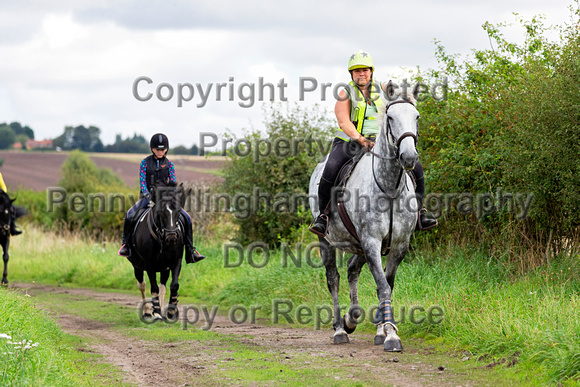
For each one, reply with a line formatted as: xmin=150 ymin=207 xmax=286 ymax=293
xmin=0 ymin=0 xmax=574 ymax=149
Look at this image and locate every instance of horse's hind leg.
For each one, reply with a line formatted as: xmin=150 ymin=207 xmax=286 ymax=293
xmin=343 ymin=254 xmax=366 ymax=335
xmin=319 ymin=237 xmax=347 ymax=344
xmin=159 ymin=270 xmax=169 ymax=314
xmin=1 ymin=239 xmax=9 ymax=286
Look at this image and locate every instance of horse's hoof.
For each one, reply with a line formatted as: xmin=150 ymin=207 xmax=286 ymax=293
xmin=384 ymin=339 xmax=403 ymax=352
xmin=374 ymin=335 xmax=386 ymax=345
xmin=333 ymin=333 xmax=350 ymax=344
xmin=165 ymin=306 xmax=179 ymax=322
xmin=342 ymin=314 xmax=357 ymax=334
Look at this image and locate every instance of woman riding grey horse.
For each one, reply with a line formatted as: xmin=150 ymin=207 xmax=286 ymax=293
xmin=309 ymin=50 xmax=437 ymax=236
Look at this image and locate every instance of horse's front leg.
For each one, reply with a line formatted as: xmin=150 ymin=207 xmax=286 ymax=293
xmin=146 ymin=271 xmax=163 ymax=321
xmin=381 ymin=244 xmax=408 ymax=352
xmin=361 ymin=238 xmax=402 ymax=351
xmin=1 ymin=238 xmax=9 ymax=286
xmin=343 ymin=254 xmax=366 ymax=335
xmin=319 ymin=237 xmax=346 ymax=344
xmin=166 ymin=261 xmax=182 ymax=322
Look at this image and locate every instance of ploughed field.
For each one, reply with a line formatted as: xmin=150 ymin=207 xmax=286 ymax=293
xmin=0 ymin=150 xmax=225 ymax=191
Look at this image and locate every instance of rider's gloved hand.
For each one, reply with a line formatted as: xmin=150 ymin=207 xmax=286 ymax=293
xmin=144 ymin=192 xmax=154 ymax=207
xmin=357 ymin=135 xmax=375 ymax=151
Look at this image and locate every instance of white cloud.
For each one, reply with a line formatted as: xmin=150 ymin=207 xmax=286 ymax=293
xmin=0 ymin=0 xmax=574 ymax=146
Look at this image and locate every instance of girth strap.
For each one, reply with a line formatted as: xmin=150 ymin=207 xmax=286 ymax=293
xmin=337 ymin=191 xmax=360 ymax=243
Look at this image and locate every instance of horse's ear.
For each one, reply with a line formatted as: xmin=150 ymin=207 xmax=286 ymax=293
xmin=385 ymin=80 xmax=396 ymax=101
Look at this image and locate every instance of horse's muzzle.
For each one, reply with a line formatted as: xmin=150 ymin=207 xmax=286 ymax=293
xmin=164 ymin=229 xmax=180 ymax=245
xmin=399 ymin=151 xmax=418 ymax=171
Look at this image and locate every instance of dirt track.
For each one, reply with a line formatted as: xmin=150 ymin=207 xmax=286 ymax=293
xmin=11 ymin=283 xmax=488 ymax=387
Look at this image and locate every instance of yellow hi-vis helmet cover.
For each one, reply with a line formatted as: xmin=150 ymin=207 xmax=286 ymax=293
xmin=348 ymin=50 xmax=375 ymax=72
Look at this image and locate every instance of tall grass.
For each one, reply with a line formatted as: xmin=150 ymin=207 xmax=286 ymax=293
xmin=7 ymin=225 xmax=580 ymax=384
xmin=0 ymin=286 xmax=126 ymax=386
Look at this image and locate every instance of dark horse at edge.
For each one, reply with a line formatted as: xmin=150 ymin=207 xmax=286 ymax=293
xmin=125 ymin=182 xmax=190 ymax=321
xmin=0 ymin=190 xmax=21 ymax=286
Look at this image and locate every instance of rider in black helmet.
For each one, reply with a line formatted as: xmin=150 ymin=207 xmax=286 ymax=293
xmin=118 ymin=133 xmax=205 ymax=264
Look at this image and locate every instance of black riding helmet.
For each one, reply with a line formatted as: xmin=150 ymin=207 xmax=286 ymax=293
xmin=150 ymin=133 xmax=169 ymax=151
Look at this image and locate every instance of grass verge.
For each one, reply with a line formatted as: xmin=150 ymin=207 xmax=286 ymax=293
xmin=7 ymin=225 xmax=580 ymax=385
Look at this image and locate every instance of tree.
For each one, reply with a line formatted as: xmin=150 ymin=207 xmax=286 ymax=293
xmin=0 ymin=126 xmax=16 ymax=149
xmin=9 ymin=122 xmax=34 ymax=139
xmin=221 ymin=103 xmax=335 ymax=245
xmin=53 ymin=125 xmax=104 ymax=152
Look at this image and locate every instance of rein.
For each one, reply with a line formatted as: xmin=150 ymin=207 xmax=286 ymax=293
xmin=370 ymin=99 xmax=418 ymax=258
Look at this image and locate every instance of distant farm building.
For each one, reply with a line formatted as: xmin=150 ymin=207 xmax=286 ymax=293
xmin=14 ymin=139 xmax=54 ymax=150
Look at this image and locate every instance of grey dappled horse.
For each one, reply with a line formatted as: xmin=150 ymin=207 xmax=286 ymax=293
xmin=127 ymin=182 xmax=189 ymax=322
xmin=309 ymin=93 xmax=420 ymax=352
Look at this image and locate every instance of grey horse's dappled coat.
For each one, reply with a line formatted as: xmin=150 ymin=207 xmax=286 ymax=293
xmin=309 ymin=93 xmax=419 ymax=351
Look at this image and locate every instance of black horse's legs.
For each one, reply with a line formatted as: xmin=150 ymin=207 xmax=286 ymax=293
xmin=146 ymin=271 xmax=162 ymax=320
xmin=343 ymin=254 xmax=367 ymax=334
xmin=1 ymin=238 xmax=9 ymax=286
xmin=134 ymin=267 xmax=153 ymax=317
xmin=166 ymin=264 xmax=181 ymax=321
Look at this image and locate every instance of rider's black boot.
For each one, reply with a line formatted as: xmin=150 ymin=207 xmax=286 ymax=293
xmin=412 ymin=162 xmax=438 ymax=231
xmin=182 ymin=213 xmax=205 ymax=264
xmin=9 ymin=217 xmax=22 ymax=236
xmin=118 ymin=217 xmax=132 ymax=257
xmin=309 ymin=213 xmax=329 ymax=237
xmin=309 ymin=177 xmax=333 ymax=237
xmin=417 ymin=208 xmax=438 ymax=231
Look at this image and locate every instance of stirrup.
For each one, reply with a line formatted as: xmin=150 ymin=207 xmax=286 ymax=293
xmin=185 ymin=248 xmax=206 ymax=264
xmin=118 ymin=244 xmax=130 ymax=257
xmin=309 ymin=213 xmax=329 ymax=237
xmin=417 ymin=209 xmax=438 ymax=231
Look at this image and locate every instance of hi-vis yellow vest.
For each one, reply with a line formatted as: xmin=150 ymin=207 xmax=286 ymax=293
xmin=336 ymin=80 xmax=384 ymax=140
xmin=0 ymin=173 xmax=6 ymax=192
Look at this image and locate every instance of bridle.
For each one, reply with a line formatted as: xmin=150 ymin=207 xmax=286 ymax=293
xmin=369 ymin=99 xmax=419 ymax=198
xmin=146 ymin=190 xmax=182 ymax=246
xmin=368 ymin=99 xmax=418 ymax=161
xmin=367 ymin=99 xmax=419 ymax=259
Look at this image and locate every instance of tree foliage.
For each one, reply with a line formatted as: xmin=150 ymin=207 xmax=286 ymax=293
xmin=416 ymin=7 xmax=580 ymax=250
xmin=53 ymin=125 xmax=104 ymax=152
xmin=221 ymin=103 xmax=335 ymax=245
xmin=0 ymin=126 xmax=16 ymax=149
xmin=104 ymin=133 xmax=149 ymax=154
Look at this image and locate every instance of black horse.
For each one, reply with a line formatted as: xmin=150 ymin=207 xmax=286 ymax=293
xmin=126 ymin=182 xmax=190 ymax=321
xmin=0 ymin=190 xmax=16 ymax=285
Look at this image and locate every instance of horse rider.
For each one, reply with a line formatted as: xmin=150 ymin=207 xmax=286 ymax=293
xmin=118 ymin=133 xmax=205 ymax=263
xmin=309 ymin=50 xmax=438 ymax=237
xmin=0 ymin=172 xmax=22 ymax=236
